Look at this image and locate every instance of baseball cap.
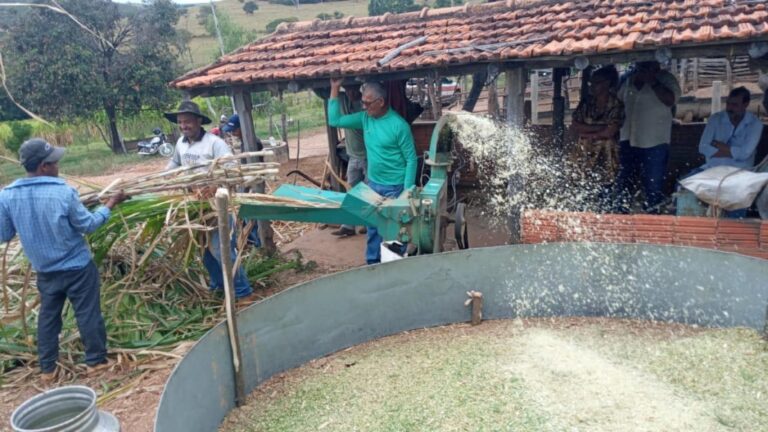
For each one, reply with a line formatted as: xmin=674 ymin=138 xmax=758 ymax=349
xmin=222 ymin=114 xmax=240 ymax=133
xmin=19 ymin=138 xmax=65 ymax=171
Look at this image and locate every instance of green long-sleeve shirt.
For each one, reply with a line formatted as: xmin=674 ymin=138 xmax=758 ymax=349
xmin=328 ymin=97 xmax=417 ymax=188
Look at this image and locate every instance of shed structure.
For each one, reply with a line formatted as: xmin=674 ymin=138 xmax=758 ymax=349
xmin=170 ymin=0 xmax=768 ymax=245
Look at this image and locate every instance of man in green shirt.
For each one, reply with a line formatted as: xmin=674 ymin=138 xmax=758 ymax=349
xmin=332 ymin=84 xmax=368 ymax=237
xmin=328 ymin=78 xmax=417 ymax=264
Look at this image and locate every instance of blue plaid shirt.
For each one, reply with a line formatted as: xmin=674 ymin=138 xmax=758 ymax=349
xmin=0 ymin=176 xmax=110 ymax=273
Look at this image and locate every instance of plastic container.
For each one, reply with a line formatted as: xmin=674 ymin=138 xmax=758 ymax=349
xmin=381 ymin=241 xmax=407 ymax=263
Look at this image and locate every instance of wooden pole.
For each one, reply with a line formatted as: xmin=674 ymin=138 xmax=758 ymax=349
xmin=579 ymin=66 xmax=593 ymax=103
xmin=504 ymin=67 xmax=526 ymax=245
xmin=322 ymin=97 xmax=342 ymax=191
xmin=693 ymin=58 xmax=700 ymax=91
xmin=471 ymin=293 xmax=483 ymax=325
xmin=465 ymin=290 xmax=483 ymax=326
xmin=279 ymin=91 xmax=287 ymax=143
xmin=462 ymin=71 xmax=487 ymax=112
xmin=552 ymin=68 xmax=567 ymax=149
xmin=426 ymin=72 xmax=442 ymax=119
xmin=679 ymin=58 xmax=687 ymax=93
xmin=725 ymin=58 xmax=733 ymax=91
xmin=712 ymin=80 xmax=723 ymax=115
xmin=505 ymin=67 xmax=526 ymax=127
xmin=233 ymin=89 xmax=276 ymax=252
xmin=530 ymin=71 xmax=540 ymax=125
xmin=487 ymin=78 xmax=500 ymax=119
xmin=215 ymin=188 xmax=246 ymax=407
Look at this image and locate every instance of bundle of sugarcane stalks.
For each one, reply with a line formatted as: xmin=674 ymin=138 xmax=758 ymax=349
xmin=80 ymin=151 xmax=280 ymax=206
xmin=0 ymin=151 xmax=301 ymax=385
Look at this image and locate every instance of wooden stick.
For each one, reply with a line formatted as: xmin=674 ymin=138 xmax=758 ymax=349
xmin=215 ymin=188 xmax=246 ymax=407
xmin=378 ymin=36 xmax=428 ymax=66
xmin=97 ymin=178 xmax=123 ymax=200
xmin=465 ymin=290 xmax=483 ymax=326
xmin=325 ymin=159 xmax=351 ymax=191
xmin=2 ymin=242 xmax=10 ymax=314
xmin=319 ymin=156 xmax=329 ymax=190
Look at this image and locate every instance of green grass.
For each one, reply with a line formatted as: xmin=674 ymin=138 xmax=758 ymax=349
xmin=0 ymin=143 xmax=145 ymax=186
xmin=251 ymin=92 xmax=326 ymax=140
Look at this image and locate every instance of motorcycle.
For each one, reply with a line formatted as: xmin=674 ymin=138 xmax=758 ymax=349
xmin=137 ymin=128 xmax=174 ymax=157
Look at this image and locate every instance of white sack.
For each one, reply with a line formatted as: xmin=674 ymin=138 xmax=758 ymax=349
xmin=679 ymin=166 xmax=768 ymax=210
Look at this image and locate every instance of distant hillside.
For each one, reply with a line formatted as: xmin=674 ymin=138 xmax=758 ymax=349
xmin=179 ymin=0 xmax=370 ymax=68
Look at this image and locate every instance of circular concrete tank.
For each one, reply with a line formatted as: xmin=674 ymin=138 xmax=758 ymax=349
xmin=154 ymin=243 xmax=768 ymax=431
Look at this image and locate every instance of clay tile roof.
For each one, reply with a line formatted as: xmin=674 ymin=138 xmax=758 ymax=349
xmin=172 ymin=0 xmax=768 ymax=91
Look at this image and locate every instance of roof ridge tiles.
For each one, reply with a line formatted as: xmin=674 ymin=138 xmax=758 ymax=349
xmin=172 ymin=0 xmax=768 ymax=90
xmin=273 ymin=0 xmax=585 ymax=37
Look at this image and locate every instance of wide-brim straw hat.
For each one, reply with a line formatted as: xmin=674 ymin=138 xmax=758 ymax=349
xmin=164 ymin=101 xmax=212 ymax=125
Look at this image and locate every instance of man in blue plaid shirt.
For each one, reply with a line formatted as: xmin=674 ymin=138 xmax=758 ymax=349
xmin=0 ymin=139 xmax=128 ymax=382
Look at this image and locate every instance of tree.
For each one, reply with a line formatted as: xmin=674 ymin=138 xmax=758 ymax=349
xmin=434 ymin=0 xmax=464 ymax=7
xmin=5 ymin=0 xmax=185 ymax=153
xmin=317 ymin=11 xmax=344 ymax=20
xmin=368 ymin=0 xmax=419 ymax=16
xmin=0 ymin=91 xmax=27 ymax=122
xmin=243 ymin=1 xmax=258 ymax=15
xmin=196 ymin=5 xmax=212 ymax=26
xmin=265 ymin=17 xmax=298 ymax=34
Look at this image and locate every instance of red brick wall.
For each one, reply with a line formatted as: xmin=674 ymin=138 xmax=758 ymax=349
xmin=521 ymin=210 xmax=768 ymax=260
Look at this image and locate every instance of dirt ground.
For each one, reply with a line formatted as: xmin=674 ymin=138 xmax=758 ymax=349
xmin=0 ymin=139 xmax=510 ymax=431
xmin=0 ymin=148 xmax=341 ymax=432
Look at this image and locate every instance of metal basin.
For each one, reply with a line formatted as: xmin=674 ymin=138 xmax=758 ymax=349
xmin=154 ymin=243 xmax=768 ymax=432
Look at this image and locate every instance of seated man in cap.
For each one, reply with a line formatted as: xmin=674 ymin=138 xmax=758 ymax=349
xmin=0 ymin=138 xmax=129 ymax=381
xmin=164 ymin=101 xmax=253 ymax=301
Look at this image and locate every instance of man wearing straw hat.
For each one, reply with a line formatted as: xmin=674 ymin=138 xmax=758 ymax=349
xmin=164 ymin=101 xmax=254 ymax=301
xmin=0 ymin=138 xmax=129 ymax=381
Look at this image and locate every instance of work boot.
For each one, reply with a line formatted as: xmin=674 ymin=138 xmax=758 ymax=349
xmin=236 ymin=293 xmax=258 ymax=308
xmin=86 ymin=358 xmax=113 ymax=376
xmin=40 ymin=368 xmax=58 ymax=384
xmin=331 ymin=227 xmax=356 ymax=237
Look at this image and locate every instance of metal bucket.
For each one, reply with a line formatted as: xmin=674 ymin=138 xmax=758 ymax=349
xmin=10 ymin=386 xmax=120 ymax=432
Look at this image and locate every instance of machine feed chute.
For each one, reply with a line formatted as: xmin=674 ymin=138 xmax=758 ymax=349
xmin=237 ymin=113 xmax=467 ymax=254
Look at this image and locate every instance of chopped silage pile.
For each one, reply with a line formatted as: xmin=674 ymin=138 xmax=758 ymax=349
xmin=220 ymin=318 xmax=768 ymax=432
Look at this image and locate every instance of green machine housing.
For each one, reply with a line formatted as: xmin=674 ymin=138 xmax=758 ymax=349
xmin=238 ymin=113 xmax=467 ymax=254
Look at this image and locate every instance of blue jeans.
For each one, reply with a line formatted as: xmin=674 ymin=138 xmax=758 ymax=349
xmin=366 ymin=180 xmax=404 ymax=264
xmin=341 ymin=156 xmax=367 ymax=231
xmin=36 ymin=261 xmax=106 ymax=372
xmin=614 ymin=141 xmax=669 ymax=214
xmin=204 ymin=221 xmax=253 ymax=298
xmin=246 ymin=221 xmax=261 ymax=247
